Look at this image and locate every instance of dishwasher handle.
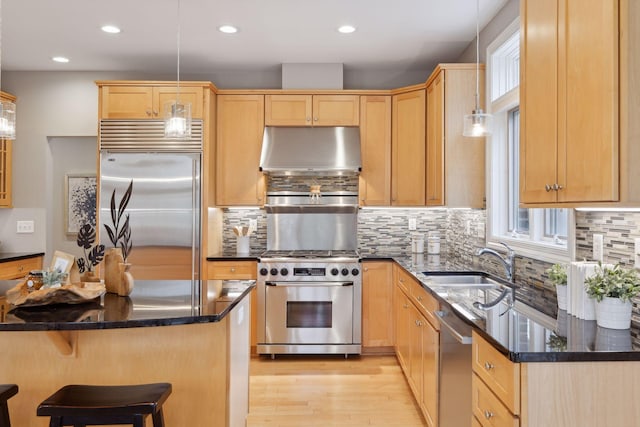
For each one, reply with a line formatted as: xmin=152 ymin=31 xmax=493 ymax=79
xmin=435 ymin=310 xmax=473 ymax=345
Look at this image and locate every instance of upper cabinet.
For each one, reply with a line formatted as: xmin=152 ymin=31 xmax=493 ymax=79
xmin=359 ymin=96 xmax=392 ymax=206
xmin=0 ymin=91 xmax=15 ymax=208
xmin=392 ymin=88 xmax=426 ymax=206
xmin=265 ymin=94 xmax=359 ymax=126
xmin=98 ymin=82 xmax=206 ymax=119
xmin=520 ymin=0 xmax=640 ymax=206
xmin=426 ymin=65 xmax=486 ymax=208
xmin=216 ymin=94 xmax=265 ymax=206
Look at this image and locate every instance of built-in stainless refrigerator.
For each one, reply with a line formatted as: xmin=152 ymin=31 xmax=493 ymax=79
xmin=99 ymin=151 xmax=201 ymax=283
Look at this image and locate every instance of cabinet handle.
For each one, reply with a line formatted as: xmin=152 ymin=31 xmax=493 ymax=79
xmin=146 ymin=109 xmax=152 ymax=116
xmin=545 ymin=184 xmax=552 ymax=192
xmin=417 ymin=296 xmax=423 ymax=301
xmin=314 ymin=117 xmax=318 ymax=121
xmin=18 ymin=266 xmax=24 ymax=272
xmin=399 ymin=278 xmax=404 ymax=283
xmin=403 ymin=304 xmax=409 ymax=309
xmin=553 ymin=183 xmax=564 ymax=191
xmin=153 ymin=110 xmax=159 ymax=116
xmin=306 ymin=116 xmax=311 ymax=122
xmin=484 ymin=410 xmax=494 ymax=420
xmin=484 ymin=361 xmax=494 ymax=371
xmin=364 ymin=267 xmax=369 ymax=272
xmin=230 ymin=268 xmax=236 ymax=272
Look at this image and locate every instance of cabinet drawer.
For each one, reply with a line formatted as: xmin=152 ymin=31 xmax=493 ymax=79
xmin=207 ymin=261 xmax=257 ymax=279
xmin=472 ymin=331 xmax=520 ymax=414
xmin=0 ymin=256 xmax=43 ymax=280
xmin=472 ymin=374 xmax=519 ymax=427
xmin=394 ymin=265 xmax=410 ymax=294
xmin=408 ymin=278 xmax=439 ymax=329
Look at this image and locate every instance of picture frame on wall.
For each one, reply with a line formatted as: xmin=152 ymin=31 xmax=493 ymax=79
xmin=65 ymin=173 xmax=97 ymax=235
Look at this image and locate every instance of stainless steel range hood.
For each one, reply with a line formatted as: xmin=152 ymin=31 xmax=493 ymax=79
xmin=259 ymin=126 xmax=361 ymax=176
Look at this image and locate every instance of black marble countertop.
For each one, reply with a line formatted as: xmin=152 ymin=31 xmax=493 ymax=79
xmin=206 ymin=252 xmax=261 ymax=261
xmin=0 ymin=252 xmax=45 ymax=263
xmin=0 ymin=279 xmax=254 ymax=331
xmin=391 ymin=254 xmax=640 ymax=362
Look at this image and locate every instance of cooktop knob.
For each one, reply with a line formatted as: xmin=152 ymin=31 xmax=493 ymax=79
xmin=351 ymin=268 xmax=359 ymax=276
xmin=259 ymin=268 xmax=269 ymax=276
xmin=331 ymin=268 xmax=339 ymax=276
xmin=280 ymin=268 xmax=289 ymax=276
xmin=270 ymin=268 xmax=278 ymax=276
xmin=341 ymin=268 xmax=349 ymax=276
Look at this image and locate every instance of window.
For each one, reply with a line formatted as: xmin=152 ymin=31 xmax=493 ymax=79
xmin=486 ymin=19 xmax=571 ymax=263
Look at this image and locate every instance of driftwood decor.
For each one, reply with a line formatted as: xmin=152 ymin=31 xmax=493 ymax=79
xmin=6 ymin=280 xmax=106 ymax=307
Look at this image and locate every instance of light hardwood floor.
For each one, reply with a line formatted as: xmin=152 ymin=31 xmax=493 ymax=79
xmin=247 ymin=355 xmax=426 ymax=427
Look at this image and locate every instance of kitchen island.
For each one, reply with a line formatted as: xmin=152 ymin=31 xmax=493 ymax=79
xmin=0 ymin=279 xmax=254 ymax=427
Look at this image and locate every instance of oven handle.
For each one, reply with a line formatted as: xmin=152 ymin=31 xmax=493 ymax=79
xmin=265 ymin=282 xmax=354 ymax=287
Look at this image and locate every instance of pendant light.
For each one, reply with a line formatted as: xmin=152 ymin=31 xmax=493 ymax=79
xmin=0 ymin=0 xmax=16 ymax=140
xmin=463 ymin=0 xmax=492 ymax=137
xmin=164 ymin=0 xmax=191 ymax=139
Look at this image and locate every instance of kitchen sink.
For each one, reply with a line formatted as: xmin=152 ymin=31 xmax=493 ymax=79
xmin=420 ymin=273 xmax=502 ymax=288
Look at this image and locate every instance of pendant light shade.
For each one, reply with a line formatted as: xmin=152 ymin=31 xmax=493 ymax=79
xmin=0 ymin=0 xmax=16 ymax=140
xmin=164 ymin=0 xmax=191 ymax=139
xmin=463 ymin=0 xmax=492 ymax=138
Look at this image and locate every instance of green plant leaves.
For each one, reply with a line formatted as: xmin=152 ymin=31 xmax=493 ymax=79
xmin=585 ymin=262 xmax=640 ymax=302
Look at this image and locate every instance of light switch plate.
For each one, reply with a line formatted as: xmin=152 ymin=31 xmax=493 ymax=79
xmin=249 ymin=219 xmax=257 ymax=230
xmin=17 ymin=220 xmax=34 ymax=233
xmin=593 ymin=234 xmax=604 ymax=262
xmin=635 ymin=238 xmax=640 ymax=269
xmin=408 ymin=218 xmax=417 ymax=231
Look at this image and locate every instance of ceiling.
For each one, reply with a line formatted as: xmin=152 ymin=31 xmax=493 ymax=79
xmin=2 ymin=0 xmax=509 ymax=76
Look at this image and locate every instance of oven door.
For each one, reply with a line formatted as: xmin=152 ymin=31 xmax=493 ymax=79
xmin=264 ymin=281 xmax=353 ymax=344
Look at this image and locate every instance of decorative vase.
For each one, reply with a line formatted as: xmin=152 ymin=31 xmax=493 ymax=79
xmin=555 ymin=284 xmax=567 ymax=311
xmin=595 ymin=326 xmax=632 ymax=351
xmin=104 ymin=247 xmax=125 ymax=295
xmin=118 ymin=262 xmax=134 ymax=297
xmin=80 ymin=271 xmax=100 ymax=283
xmin=594 ymin=296 xmax=632 ymax=329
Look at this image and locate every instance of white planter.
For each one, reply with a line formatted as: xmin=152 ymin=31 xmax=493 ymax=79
xmin=594 ymin=297 xmax=633 ymax=330
xmin=555 ymin=284 xmax=567 ymax=311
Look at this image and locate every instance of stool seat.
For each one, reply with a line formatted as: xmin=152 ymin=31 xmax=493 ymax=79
xmin=0 ymin=384 xmax=18 ymax=427
xmin=37 ymin=383 xmax=171 ymax=427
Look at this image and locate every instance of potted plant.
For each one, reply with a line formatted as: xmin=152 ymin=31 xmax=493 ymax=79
xmin=585 ymin=262 xmax=640 ymax=329
xmin=547 ymin=263 xmax=568 ymax=311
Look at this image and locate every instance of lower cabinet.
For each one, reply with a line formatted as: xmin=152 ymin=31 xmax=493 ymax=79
xmin=362 ymin=261 xmax=395 ymax=352
xmin=0 ymin=255 xmax=43 ymax=280
xmin=207 ymin=260 xmax=258 ymax=354
xmin=394 ymin=264 xmax=439 ymax=427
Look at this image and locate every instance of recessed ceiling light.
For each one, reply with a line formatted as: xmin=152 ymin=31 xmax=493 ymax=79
xmin=101 ymin=25 xmax=121 ymax=34
xmin=218 ymin=25 xmax=238 ymax=34
xmin=338 ymin=25 xmax=356 ymax=34
xmin=52 ymin=56 xmax=70 ymax=63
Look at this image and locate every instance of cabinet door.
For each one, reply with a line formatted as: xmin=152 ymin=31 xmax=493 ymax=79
xmin=216 ymin=95 xmax=265 ymax=206
xmin=392 ymin=90 xmax=426 ymax=206
xmin=408 ymin=303 xmax=423 ymax=402
xmin=420 ymin=313 xmax=439 ymax=427
xmin=359 ymin=96 xmax=391 ymax=206
xmin=100 ymin=86 xmax=155 ymax=119
xmin=0 ymin=138 xmax=11 ymax=207
xmin=155 ymin=86 xmax=204 ymax=119
xmin=265 ymin=94 xmax=312 ymax=126
xmin=312 ymin=95 xmax=360 ymax=126
xmin=559 ymin=0 xmax=618 ymax=202
xmin=426 ymin=71 xmax=444 ymax=206
xmin=362 ymin=262 xmax=394 ymax=349
xmin=395 ymin=285 xmax=411 ymax=374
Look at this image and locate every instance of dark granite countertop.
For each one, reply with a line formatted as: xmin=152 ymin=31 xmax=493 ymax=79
xmin=0 ymin=252 xmax=45 ymax=263
xmin=0 ymin=279 xmax=254 ymax=331
xmin=206 ymin=252 xmax=261 ymax=261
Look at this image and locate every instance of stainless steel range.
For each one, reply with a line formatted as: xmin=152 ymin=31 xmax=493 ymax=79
xmin=256 ymin=192 xmax=362 ymax=356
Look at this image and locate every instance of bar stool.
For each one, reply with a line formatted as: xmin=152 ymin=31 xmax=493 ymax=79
xmin=37 ymin=383 xmax=171 ymax=427
xmin=0 ymin=384 xmax=18 ymax=427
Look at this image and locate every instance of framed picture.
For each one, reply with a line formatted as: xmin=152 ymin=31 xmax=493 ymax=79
xmin=65 ymin=173 xmax=97 ymax=235
xmin=50 ymin=250 xmax=75 ymax=274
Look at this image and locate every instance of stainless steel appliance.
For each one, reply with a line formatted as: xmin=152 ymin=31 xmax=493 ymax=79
xmin=98 ymin=120 xmax=202 ymax=297
xmin=257 ymin=192 xmax=361 ymax=355
xmin=435 ymin=309 xmax=473 ymax=427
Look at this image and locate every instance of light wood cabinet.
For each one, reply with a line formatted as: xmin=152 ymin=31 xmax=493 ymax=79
xmin=520 ymin=0 xmax=640 ymax=206
xmin=394 ymin=263 xmax=439 ymax=427
xmin=0 ymin=255 xmax=43 ymax=280
xmin=0 ymin=91 xmax=15 ymax=208
xmin=359 ymin=96 xmax=392 ymax=206
xmin=425 ymin=65 xmax=486 ymax=208
xmin=98 ymin=83 xmax=205 ymax=119
xmin=265 ymin=94 xmax=359 ymax=126
xmin=216 ymin=94 xmax=265 ymax=206
xmin=391 ymin=88 xmax=426 ymax=206
xmin=362 ymin=261 xmax=394 ymax=352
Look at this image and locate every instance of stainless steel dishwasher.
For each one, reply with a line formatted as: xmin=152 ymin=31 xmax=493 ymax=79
xmin=435 ymin=309 xmax=473 ymax=427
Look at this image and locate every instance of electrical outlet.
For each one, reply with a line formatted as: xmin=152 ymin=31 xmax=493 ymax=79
xmin=408 ymin=218 xmax=417 ymax=231
xmin=249 ymin=219 xmax=257 ymax=230
xmin=17 ymin=220 xmax=34 ymax=233
xmin=465 ymin=220 xmax=471 ymax=234
xmin=635 ymin=238 xmax=640 ymax=269
xmin=593 ymin=234 xmax=604 ymax=262
xmin=477 ymin=222 xmax=485 ymax=238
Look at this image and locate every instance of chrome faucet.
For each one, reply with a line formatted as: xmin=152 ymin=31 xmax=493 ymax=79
xmin=476 ymin=242 xmax=516 ymax=283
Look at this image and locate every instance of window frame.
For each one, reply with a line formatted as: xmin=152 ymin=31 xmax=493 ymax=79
xmin=485 ymin=18 xmax=574 ymax=264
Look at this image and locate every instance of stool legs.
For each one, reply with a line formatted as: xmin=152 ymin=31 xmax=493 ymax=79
xmin=152 ymin=409 xmax=165 ymax=427
xmin=0 ymin=403 xmax=10 ymax=427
